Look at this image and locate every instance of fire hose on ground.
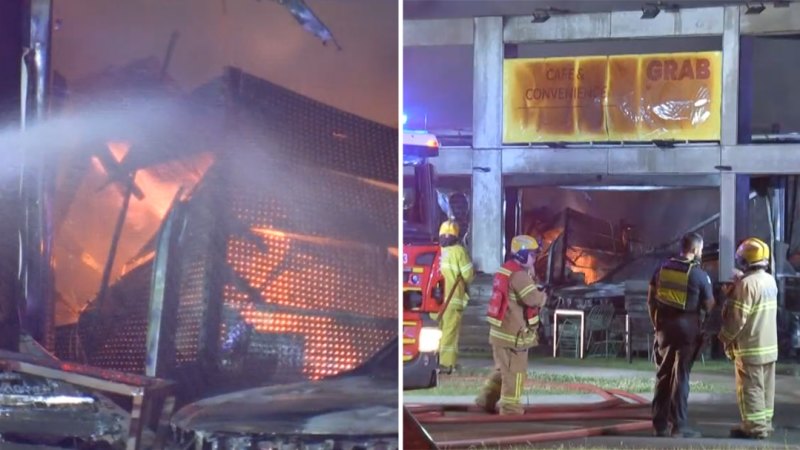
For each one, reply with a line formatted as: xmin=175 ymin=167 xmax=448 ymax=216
xmin=406 ymin=380 xmax=653 ymax=448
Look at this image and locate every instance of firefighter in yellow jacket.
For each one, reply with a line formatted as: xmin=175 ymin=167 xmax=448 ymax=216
xmin=475 ymin=235 xmax=547 ymax=415
xmin=719 ymin=237 xmax=778 ymax=439
xmin=437 ymin=220 xmax=474 ymax=374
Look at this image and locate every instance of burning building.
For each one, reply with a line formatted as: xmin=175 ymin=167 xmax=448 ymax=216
xmin=48 ymin=65 xmax=397 ymax=401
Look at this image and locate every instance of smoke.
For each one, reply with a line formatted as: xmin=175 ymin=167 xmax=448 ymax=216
xmin=0 ymin=88 xmax=396 ymax=330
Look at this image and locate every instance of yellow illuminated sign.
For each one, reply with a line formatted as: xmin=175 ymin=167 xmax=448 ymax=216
xmin=503 ymin=51 xmax=722 ymax=143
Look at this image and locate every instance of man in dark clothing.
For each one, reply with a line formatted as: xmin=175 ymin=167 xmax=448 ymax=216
xmin=648 ymin=232 xmax=715 ymax=438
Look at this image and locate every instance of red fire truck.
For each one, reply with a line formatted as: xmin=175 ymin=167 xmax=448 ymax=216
xmin=402 ymin=131 xmax=445 ymax=390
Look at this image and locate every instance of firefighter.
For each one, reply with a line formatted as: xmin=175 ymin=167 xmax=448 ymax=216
xmin=719 ymin=237 xmax=778 ymax=440
xmin=474 ymin=235 xmax=546 ymax=415
xmin=437 ymin=220 xmax=474 ymax=374
xmin=648 ymin=232 xmax=715 ymax=438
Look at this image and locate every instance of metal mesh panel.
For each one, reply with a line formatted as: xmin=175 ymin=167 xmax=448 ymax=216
xmin=59 ymin=69 xmax=397 ymax=396
xmin=215 ymin=156 xmax=396 ymax=383
xmin=71 ymin=263 xmax=152 ymax=371
xmin=88 ymin=315 xmax=149 ymax=373
xmin=229 ymin=69 xmax=396 ymax=184
xmin=172 ymin=185 xmax=218 ymax=366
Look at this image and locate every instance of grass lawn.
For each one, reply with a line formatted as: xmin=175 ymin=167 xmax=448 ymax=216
xmin=461 ymin=352 xmax=800 ymax=376
xmin=405 ymin=370 xmax=728 ymax=396
xmin=538 ymin=356 xmax=734 ymax=374
xmin=539 ymin=356 xmax=800 ymax=377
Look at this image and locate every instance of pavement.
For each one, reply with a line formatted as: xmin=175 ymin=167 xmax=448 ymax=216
xmin=406 ymin=358 xmax=800 ymax=449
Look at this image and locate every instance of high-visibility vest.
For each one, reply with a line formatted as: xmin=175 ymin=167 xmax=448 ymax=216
xmin=655 ymin=257 xmax=698 ymax=311
xmin=487 ymin=260 xmax=540 ymax=328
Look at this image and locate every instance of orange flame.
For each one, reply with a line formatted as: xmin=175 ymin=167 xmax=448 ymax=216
xmin=107 ymin=141 xmax=130 ymax=163
xmin=566 ymin=249 xmax=601 ymax=284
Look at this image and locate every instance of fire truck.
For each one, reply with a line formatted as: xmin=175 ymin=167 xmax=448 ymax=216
xmin=402 ymin=130 xmax=445 ymax=390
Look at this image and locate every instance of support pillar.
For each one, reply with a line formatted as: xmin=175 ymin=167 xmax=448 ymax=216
xmin=720 ymin=174 xmax=737 ymax=281
xmin=471 ymin=16 xmax=504 ymax=273
xmin=735 ymin=176 xmax=750 ymax=245
xmin=772 ymin=177 xmax=786 ymax=307
xmin=773 ymin=179 xmax=786 ymax=245
xmin=0 ymin=0 xmax=24 ymax=351
xmin=719 ymin=5 xmax=741 ymax=281
xmin=503 ymin=184 xmax=519 ymax=259
xmin=19 ymin=0 xmax=55 ymax=349
xmin=738 ymin=36 xmax=754 ymax=145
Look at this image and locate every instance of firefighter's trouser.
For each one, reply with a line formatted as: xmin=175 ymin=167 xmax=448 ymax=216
xmin=735 ymin=359 xmax=775 ymax=436
xmin=438 ymin=304 xmax=463 ymax=368
xmin=475 ymin=345 xmax=528 ymax=415
xmin=652 ymin=337 xmax=696 ymax=432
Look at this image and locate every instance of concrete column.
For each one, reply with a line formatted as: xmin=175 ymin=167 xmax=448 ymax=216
xmin=720 ymin=6 xmax=740 ymax=147
xmin=471 ymin=17 xmax=504 ymax=273
xmin=772 ymin=178 xmax=786 ymax=307
xmin=738 ymin=36 xmax=754 ymax=144
xmin=735 ymin=176 xmax=750 ymax=244
xmin=720 ymin=173 xmax=737 ymax=281
xmin=0 ymin=0 xmax=23 ymax=352
xmin=18 ymin=0 xmax=55 ymax=349
xmin=719 ymin=6 xmax=740 ymax=281
xmin=773 ymin=179 xmax=786 ymax=244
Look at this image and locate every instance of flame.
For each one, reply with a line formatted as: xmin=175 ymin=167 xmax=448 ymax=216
xmin=54 ymin=149 xmax=215 ymax=325
xmin=120 ymin=250 xmax=155 ymax=277
xmin=566 ymin=249 xmax=601 ymax=284
xmin=328 ymin=169 xmax=397 ymax=192
xmin=251 ymin=226 xmax=386 ymax=253
xmin=124 ymin=152 xmax=215 ymax=232
xmin=107 ymin=141 xmax=130 ymax=162
xmin=80 ymin=251 xmax=103 ymax=273
xmin=228 ymin=237 xmax=392 ymax=380
xmin=90 ymin=156 xmax=105 ymax=173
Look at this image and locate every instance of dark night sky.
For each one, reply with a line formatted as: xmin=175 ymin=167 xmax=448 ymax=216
xmin=52 ymin=0 xmax=399 ymax=127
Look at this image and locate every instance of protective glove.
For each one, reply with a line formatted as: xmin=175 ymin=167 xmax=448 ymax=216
xmin=724 ymin=342 xmax=735 ymax=361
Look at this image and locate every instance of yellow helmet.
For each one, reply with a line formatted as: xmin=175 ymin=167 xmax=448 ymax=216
xmin=510 ymin=235 xmax=539 ymax=255
xmin=736 ymin=237 xmax=770 ymax=267
xmin=439 ymin=220 xmax=460 ymax=237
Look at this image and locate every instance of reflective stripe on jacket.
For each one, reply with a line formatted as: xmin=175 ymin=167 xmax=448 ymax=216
xmin=439 ymin=244 xmax=474 ymax=309
xmin=488 ymin=264 xmax=546 ymax=350
xmin=719 ymin=269 xmax=778 ymax=365
xmin=655 ymin=258 xmax=697 ymax=311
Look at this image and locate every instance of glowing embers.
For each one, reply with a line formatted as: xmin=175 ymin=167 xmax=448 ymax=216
xmin=230 ymin=197 xmax=289 ymax=227
xmin=250 ymin=226 xmax=388 ymax=254
xmin=80 ymin=251 xmax=103 ymax=273
xmin=327 ymin=169 xmax=399 ymax=193
xmin=565 ymin=248 xmax=601 ymax=284
xmin=225 ymin=233 xmax=331 ymax=311
xmin=227 ymin=234 xmax=394 ymax=318
xmin=234 ymin=308 xmax=393 ymax=380
xmin=224 ymin=232 xmax=395 ymax=380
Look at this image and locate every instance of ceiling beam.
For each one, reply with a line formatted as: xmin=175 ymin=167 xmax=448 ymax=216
xmin=504 ymin=7 xmax=724 ymax=43
xmin=503 ymin=173 xmax=721 ymax=188
xmin=427 ymin=144 xmax=800 ymax=176
xmin=740 ymin=2 xmax=800 ymax=35
xmin=404 ymin=3 xmax=800 ymax=47
xmin=721 ymin=144 xmax=800 ymax=173
xmin=403 ymin=18 xmax=473 ymax=47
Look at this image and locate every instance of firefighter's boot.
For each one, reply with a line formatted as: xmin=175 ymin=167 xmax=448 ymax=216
xmin=475 ymin=371 xmax=501 ymax=413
